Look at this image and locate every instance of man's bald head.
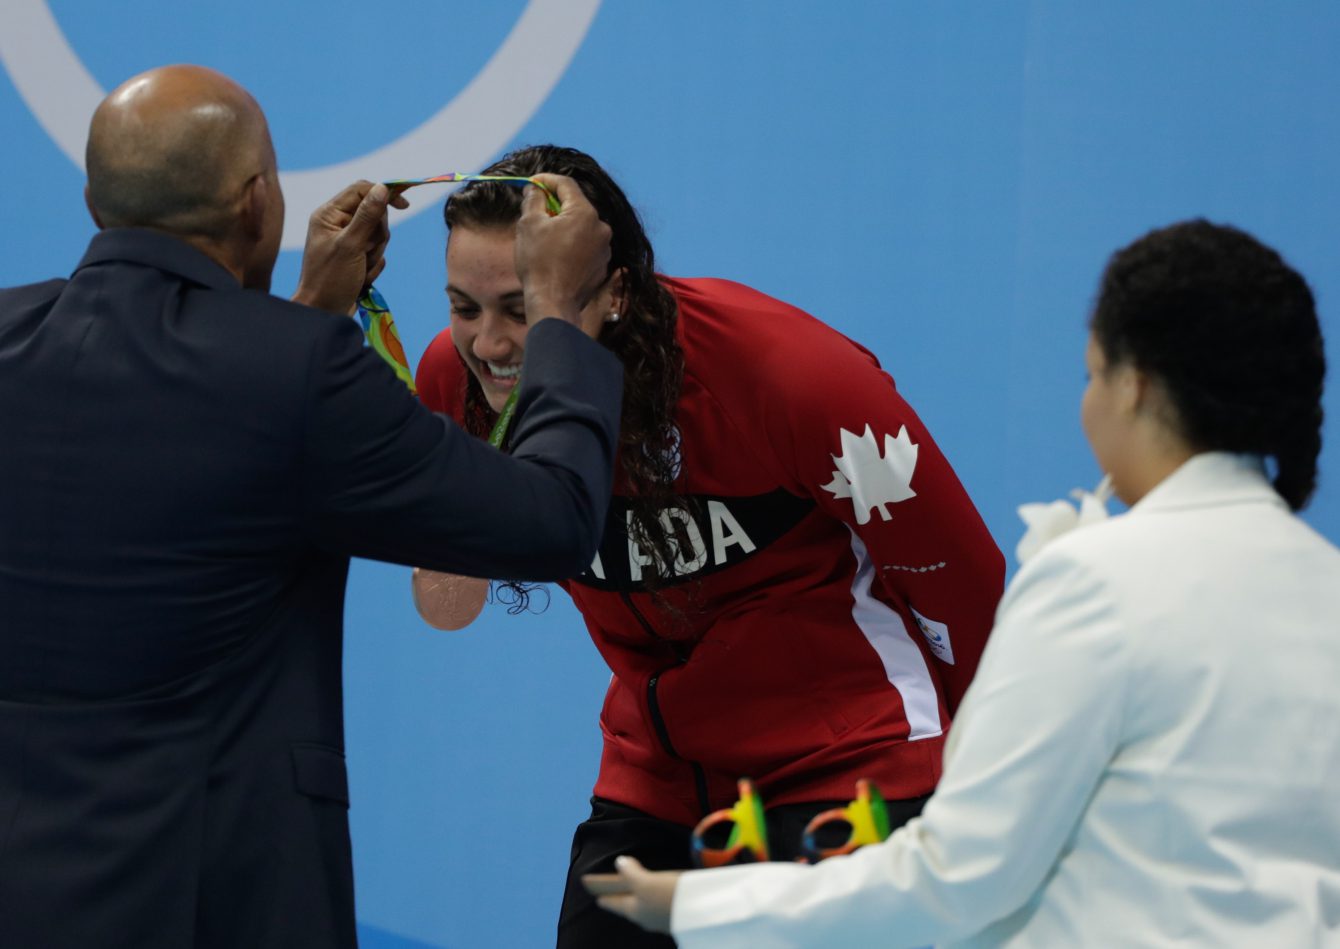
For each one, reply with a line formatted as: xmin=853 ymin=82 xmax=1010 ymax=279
xmin=86 ymin=65 xmax=276 ymax=241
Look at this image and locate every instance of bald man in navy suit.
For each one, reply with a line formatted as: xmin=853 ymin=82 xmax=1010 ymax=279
xmin=0 ymin=64 xmax=622 ymax=948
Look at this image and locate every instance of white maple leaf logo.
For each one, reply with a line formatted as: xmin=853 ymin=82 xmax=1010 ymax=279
xmin=820 ymin=424 xmax=918 ymax=524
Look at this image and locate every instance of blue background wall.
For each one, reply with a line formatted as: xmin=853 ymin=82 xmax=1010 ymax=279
xmin=3 ymin=3 xmax=1337 ymax=946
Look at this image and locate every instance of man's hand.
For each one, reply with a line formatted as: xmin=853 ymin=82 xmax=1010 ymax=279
xmin=293 ymin=181 xmax=410 ymax=314
xmin=515 ymin=173 xmax=612 ymax=334
xmin=583 ymin=857 xmax=681 ymax=935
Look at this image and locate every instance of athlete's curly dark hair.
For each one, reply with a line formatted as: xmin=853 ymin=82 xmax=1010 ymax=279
xmin=1091 ymin=219 xmax=1326 ymax=511
xmin=444 ymin=145 xmax=688 ymax=605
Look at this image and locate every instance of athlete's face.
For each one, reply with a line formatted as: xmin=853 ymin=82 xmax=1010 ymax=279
xmin=447 ymin=226 xmax=528 ymax=414
xmin=446 ymin=224 xmax=622 ymax=414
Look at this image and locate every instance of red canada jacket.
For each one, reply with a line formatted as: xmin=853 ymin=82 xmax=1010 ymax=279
xmin=417 ymin=277 xmax=1005 ymax=825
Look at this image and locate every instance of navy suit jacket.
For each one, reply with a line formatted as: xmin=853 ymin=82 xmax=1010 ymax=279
xmin=0 ymin=228 xmax=621 ymax=947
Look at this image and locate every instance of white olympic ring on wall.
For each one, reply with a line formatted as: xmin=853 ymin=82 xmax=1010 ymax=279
xmin=0 ymin=0 xmax=601 ymax=249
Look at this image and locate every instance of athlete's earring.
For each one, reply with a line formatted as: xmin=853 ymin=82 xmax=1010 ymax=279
xmin=605 ymin=311 xmax=621 ymax=323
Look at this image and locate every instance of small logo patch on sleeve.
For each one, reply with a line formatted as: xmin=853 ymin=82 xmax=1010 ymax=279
xmin=910 ymin=608 xmax=954 ymax=665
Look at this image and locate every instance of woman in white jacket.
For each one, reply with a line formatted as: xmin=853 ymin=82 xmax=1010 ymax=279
xmin=588 ymin=219 xmax=1340 ymax=948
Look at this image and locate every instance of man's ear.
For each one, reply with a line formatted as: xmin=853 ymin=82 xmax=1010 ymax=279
xmin=84 ymin=185 xmax=104 ymax=230
xmin=239 ymin=173 xmax=268 ymax=241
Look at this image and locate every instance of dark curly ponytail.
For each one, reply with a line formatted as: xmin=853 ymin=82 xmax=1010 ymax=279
xmin=1091 ymin=219 xmax=1326 ymax=510
xmin=444 ymin=145 xmax=688 ymax=589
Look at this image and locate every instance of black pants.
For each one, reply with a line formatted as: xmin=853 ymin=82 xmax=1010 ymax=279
xmin=556 ymin=793 xmax=929 ymax=949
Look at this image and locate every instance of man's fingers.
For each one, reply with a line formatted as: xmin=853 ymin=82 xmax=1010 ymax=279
xmin=374 ymin=212 xmax=392 ymax=249
xmin=366 ymin=219 xmax=390 ymax=262
xmin=587 ymin=860 xmax=676 ymax=934
xmin=367 ymin=255 xmax=386 ymax=285
xmin=365 ymin=224 xmax=391 ymax=284
xmin=616 ymin=855 xmax=648 ymax=876
xmin=581 ymin=873 xmax=631 ymax=896
xmin=595 ymin=894 xmax=636 ymax=921
xmin=325 ymin=180 xmax=375 ymax=216
xmin=347 ymin=183 xmax=391 ymax=236
xmin=513 ymin=172 xmax=612 ymax=327
xmin=520 ymin=180 xmax=551 ymax=219
xmin=294 ymin=179 xmax=395 ymax=313
xmin=336 ymin=179 xmax=376 ymax=206
xmin=310 ymin=180 xmax=386 ymax=236
xmin=528 ymin=172 xmax=585 ymax=208
xmin=308 ymin=180 xmax=376 ymax=232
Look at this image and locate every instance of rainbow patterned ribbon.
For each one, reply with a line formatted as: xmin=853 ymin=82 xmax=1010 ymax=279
xmin=355 ymin=285 xmax=417 ymax=394
xmin=383 ymin=173 xmax=561 ymax=214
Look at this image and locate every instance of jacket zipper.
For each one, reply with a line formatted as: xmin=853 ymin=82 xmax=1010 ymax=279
xmin=620 ymin=592 xmax=711 ymax=816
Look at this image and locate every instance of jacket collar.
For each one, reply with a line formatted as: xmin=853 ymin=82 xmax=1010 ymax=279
xmin=1131 ymin=452 xmax=1285 ymax=516
xmin=74 ymin=227 xmax=241 ymax=291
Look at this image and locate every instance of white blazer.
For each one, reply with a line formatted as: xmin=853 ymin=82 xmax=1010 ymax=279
xmin=672 ymin=453 xmax=1340 ymax=947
